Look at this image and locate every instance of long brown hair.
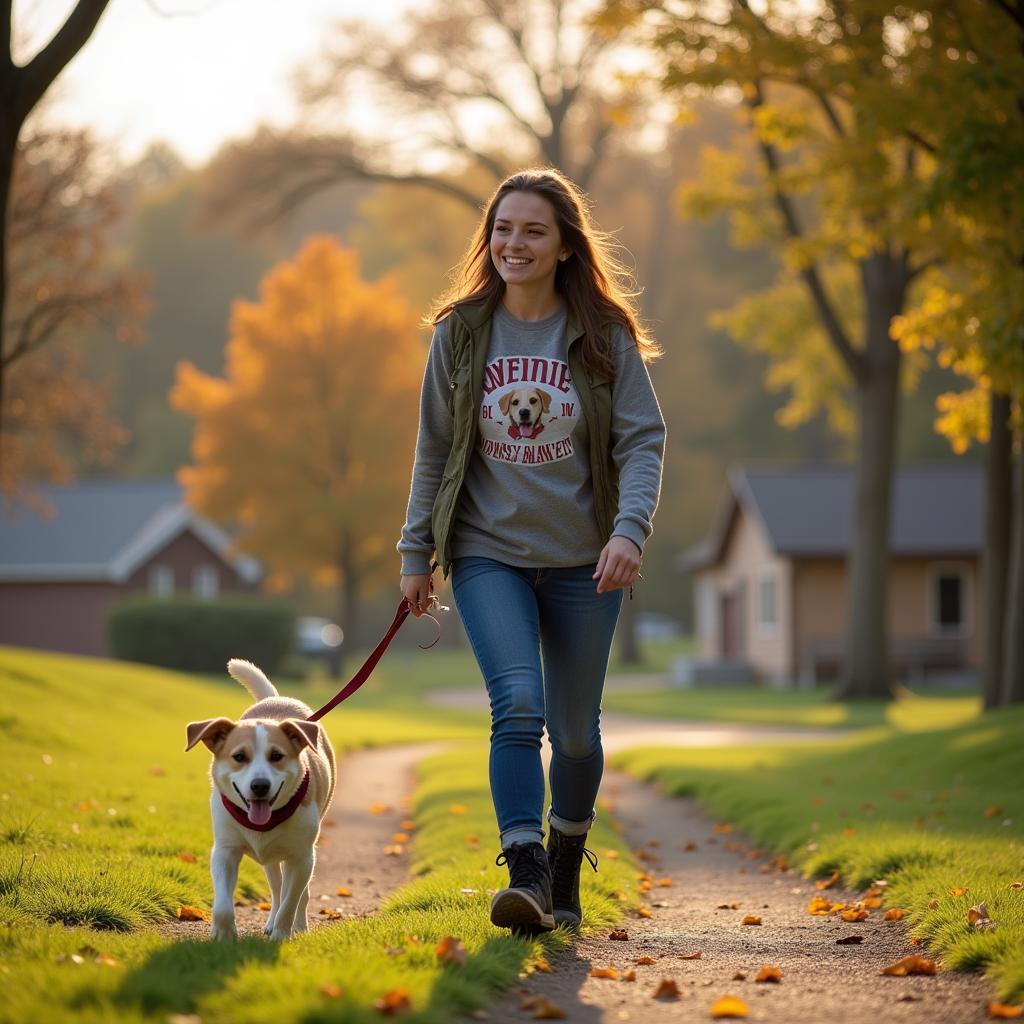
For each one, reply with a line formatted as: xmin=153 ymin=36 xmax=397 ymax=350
xmin=429 ymin=168 xmax=660 ymax=378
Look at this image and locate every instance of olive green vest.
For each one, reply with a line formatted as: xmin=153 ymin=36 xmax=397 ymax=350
xmin=430 ymin=299 xmax=619 ymax=577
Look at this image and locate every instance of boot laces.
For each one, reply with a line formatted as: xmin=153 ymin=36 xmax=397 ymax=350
xmin=550 ymin=832 xmax=598 ymax=903
xmin=495 ymin=842 xmax=549 ymax=890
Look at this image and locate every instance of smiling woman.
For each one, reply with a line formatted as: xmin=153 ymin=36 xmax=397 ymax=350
xmin=397 ymin=167 xmax=667 ymax=937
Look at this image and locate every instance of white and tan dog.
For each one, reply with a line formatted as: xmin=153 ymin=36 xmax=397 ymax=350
xmin=185 ymin=658 xmax=336 ymax=941
xmin=499 ymin=387 xmax=551 ymax=440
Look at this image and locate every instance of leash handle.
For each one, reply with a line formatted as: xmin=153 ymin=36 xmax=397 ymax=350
xmin=308 ymin=598 xmax=441 ymax=722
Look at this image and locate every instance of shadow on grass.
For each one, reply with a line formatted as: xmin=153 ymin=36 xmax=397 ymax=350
xmin=108 ymin=936 xmax=281 ymax=1016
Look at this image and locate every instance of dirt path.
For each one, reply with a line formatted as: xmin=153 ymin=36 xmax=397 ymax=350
xmin=168 ymin=741 xmax=445 ymax=939
xmin=476 ymin=764 xmax=994 ymax=1024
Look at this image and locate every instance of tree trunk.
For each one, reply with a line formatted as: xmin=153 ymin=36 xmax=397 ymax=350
xmin=1002 ymin=441 xmax=1024 ymax=705
xmin=983 ymin=392 xmax=1013 ymax=709
xmin=0 ymin=130 xmax=16 ymax=458
xmin=836 ymin=347 xmax=902 ymax=700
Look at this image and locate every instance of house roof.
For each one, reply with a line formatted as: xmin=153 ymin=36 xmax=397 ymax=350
xmin=0 ymin=480 xmax=262 ymax=584
xmin=679 ymin=463 xmax=983 ymax=573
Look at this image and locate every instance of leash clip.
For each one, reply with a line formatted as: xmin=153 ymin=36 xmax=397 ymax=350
xmin=426 ymin=594 xmax=450 ymax=614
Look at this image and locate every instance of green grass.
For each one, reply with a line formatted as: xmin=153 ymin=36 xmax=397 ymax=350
xmin=609 ymin=705 xmax=1024 ymax=1001
xmin=0 ymin=647 xmax=640 ymax=1022
xmin=603 ymin=682 xmax=981 ymax=731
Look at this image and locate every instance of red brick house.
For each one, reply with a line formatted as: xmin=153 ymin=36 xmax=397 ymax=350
xmin=0 ymin=480 xmax=262 ymax=657
xmin=679 ymin=464 xmax=982 ymax=687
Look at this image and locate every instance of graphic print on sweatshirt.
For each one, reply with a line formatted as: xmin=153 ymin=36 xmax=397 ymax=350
xmin=478 ymin=354 xmax=581 ymax=465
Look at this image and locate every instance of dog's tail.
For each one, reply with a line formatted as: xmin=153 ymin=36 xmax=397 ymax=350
xmin=227 ymin=659 xmax=278 ymax=701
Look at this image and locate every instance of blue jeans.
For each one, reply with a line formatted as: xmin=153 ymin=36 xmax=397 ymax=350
xmin=451 ymin=556 xmax=623 ymax=849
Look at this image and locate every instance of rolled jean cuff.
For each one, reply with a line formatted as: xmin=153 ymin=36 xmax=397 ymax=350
xmin=500 ymin=827 xmax=544 ymax=849
xmin=547 ymin=806 xmax=596 ymax=836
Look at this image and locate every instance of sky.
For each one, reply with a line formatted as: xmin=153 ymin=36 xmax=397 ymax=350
xmin=16 ymin=0 xmax=414 ymax=166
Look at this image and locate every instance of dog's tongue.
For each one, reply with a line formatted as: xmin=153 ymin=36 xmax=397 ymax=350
xmin=248 ymin=800 xmax=272 ymax=826
xmin=520 ymin=424 xmax=536 ymax=438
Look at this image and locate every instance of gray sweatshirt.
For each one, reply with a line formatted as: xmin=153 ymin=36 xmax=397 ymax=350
xmin=398 ymin=301 xmax=665 ymax=575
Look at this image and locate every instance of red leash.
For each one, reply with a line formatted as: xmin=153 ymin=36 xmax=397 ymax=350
xmin=307 ymin=597 xmax=443 ymax=722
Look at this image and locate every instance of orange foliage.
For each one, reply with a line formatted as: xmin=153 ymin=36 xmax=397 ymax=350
xmin=172 ymin=236 xmax=422 ymax=597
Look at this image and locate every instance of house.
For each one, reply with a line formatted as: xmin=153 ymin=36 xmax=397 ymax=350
xmin=0 ymin=480 xmax=262 ymax=657
xmin=679 ymin=464 xmax=983 ymax=687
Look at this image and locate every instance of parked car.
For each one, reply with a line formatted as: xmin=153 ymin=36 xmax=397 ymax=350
xmin=295 ymin=616 xmax=344 ymax=659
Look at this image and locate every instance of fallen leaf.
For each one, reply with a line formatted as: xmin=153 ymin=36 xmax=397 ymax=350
xmin=636 ymin=907 xmax=653 ymax=918
xmin=532 ymin=956 xmax=553 ymax=973
xmin=836 ymin=936 xmax=864 ymax=945
xmin=683 ymin=841 xmax=698 ymax=851
xmin=634 ymin=955 xmax=658 ymax=965
xmin=985 ymin=806 xmax=1003 ymax=818
xmin=656 ymin=877 xmax=674 ymax=887
xmin=609 ymin=928 xmax=629 ymax=940
xmin=842 ymin=910 xmax=869 ymax=922
xmin=843 ymin=827 xmax=857 ymax=837
xmin=741 ymin=915 xmax=762 ymax=926
xmin=1009 ymin=882 xmax=1023 ymax=890
xmin=368 ymin=802 xmax=392 ymax=814
xmin=621 ymin=969 xmax=637 ymax=982
xmin=436 ymin=935 xmax=467 ymax=966
xmin=177 ymin=905 xmax=209 ymax=922
xmin=755 ymin=966 xmax=782 ymax=984
xmin=177 ymin=852 xmax=197 ymax=863
xmin=732 ymin=972 xmax=747 ymax=981
xmin=652 ymin=978 xmax=681 ymax=999
xmin=319 ymin=907 xmax=343 ymax=919
xmin=710 ymin=994 xmax=750 ymax=1018
xmin=680 ymin=950 xmax=703 ymax=960
xmin=815 ymin=870 xmax=841 ymax=890
xmin=714 ymin=823 xmax=734 ymax=834
xmin=320 ymin=984 xmax=343 ymax=998
xmin=807 ymin=896 xmax=835 ymax=915
xmin=969 ymin=903 xmax=997 ymax=932
xmin=718 ymin=901 xmax=741 ymax=910
xmin=449 ymin=804 xmax=467 ymax=815
xmin=373 ymin=986 xmax=411 ymax=1014
xmin=884 ymin=908 xmax=905 ymax=921
xmin=383 ymin=845 xmax=404 ymax=856
xmin=949 ymin=887 xmax=969 ymax=896
xmin=927 ymin=898 xmax=940 ymax=909
xmin=605 ymin=849 xmax=620 ymax=859
xmin=336 ymin=887 xmax=352 ymax=897
xmin=636 ymin=850 xmax=660 ymax=862
xmin=861 ymin=897 xmax=884 ymax=909
xmin=646 ymin=837 xmax=661 ymax=846
xmin=880 ymin=955 xmax=937 ymax=977
xmin=590 ymin=967 xmax=620 ymax=979
xmin=256 ymin=901 xmax=272 ymax=911
xmin=392 ymin=832 xmax=409 ymax=843
xmin=530 ymin=997 xmax=567 ymax=1019
xmin=910 ymin=936 xmax=924 ymax=946
xmin=987 ymin=1001 xmax=1024 ymax=1019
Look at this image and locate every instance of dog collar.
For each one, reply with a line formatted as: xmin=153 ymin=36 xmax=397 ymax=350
xmin=220 ymin=771 xmax=310 ymax=832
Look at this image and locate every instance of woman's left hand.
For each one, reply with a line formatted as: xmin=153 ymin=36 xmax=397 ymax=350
xmin=593 ymin=536 xmax=642 ymax=594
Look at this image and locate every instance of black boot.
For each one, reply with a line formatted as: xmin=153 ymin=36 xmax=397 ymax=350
xmin=491 ymin=841 xmax=555 ymax=935
xmin=546 ymin=825 xmax=598 ymax=929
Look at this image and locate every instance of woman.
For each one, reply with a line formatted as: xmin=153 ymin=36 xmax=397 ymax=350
xmin=398 ymin=168 xmax=665 ymax=935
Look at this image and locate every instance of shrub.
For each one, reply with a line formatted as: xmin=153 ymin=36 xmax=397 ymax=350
xmin=106 ymin=596 xmax=295 ymax=675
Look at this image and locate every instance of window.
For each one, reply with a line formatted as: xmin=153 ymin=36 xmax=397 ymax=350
xmin=148 ymin=564 xmax=174 ymax=598
xmin=932 ymin=570 xmax=965 ymax=633
xmin=193 ymin=565 xmax=220 ymax=601
xmin=758 ymin=572 xmax=777 ymax=631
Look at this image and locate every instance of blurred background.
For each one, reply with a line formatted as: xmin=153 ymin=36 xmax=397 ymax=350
xmin=0 ymin=0 xmax=1020 ymax=707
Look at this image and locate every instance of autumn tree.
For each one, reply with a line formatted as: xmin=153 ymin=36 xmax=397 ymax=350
xmin=172 ymin=237 xmax=423 ymax=667
xmin=1 ymin=120 xmax=148 ymax=493
xmin=0 ymin=0 xmax=113 ymax=456
xmin=604 ymin=0 xmax=978 ymax=698
xmin=201 ymin=0 xmax=660 ymax=225
xmin=882 ymin=1 xmax=1024 ymax=708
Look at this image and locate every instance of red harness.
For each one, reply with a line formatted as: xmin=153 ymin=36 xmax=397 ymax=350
xmin=223 ymin=598 xmax=441 ymax=832
xmin=221 ymin=771 xmax=310 ymax=831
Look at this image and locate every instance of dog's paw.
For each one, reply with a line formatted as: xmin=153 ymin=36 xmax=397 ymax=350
xmin=263 ymin=917 xmax=277 ymax=936
xmin=269 ymin=925 xmax=293 ymax=941
xmin=210 ymin=919 xmax=238 ymax=942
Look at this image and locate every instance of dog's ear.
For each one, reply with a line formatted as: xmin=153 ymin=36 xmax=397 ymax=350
xmin=185 ymin=717 xmax=236 ymax=753
xmin=537 ymin=389 xmax=551 ymax=413
xmin=280 ymin=718 xmax=320 ymax=752
xmin=498 ymin=392 xmax=513 ymax=415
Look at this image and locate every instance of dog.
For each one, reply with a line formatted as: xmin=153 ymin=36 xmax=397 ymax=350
xmin=499 ymin=387 xmax=551 ymax=440
xmin=185 ymin=658 xmax=336 ymax=941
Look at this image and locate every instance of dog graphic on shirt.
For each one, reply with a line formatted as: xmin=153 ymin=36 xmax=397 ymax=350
xmin=499 ymin=387 xmax=551 ymax=440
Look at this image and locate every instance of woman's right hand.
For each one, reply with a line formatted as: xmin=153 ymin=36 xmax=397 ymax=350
xmin=400 ymin=573 xmax=434 ymax=617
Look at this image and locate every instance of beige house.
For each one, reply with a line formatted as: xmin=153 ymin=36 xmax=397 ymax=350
xmin=679 ymin=465 xmax=982 ymax=687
